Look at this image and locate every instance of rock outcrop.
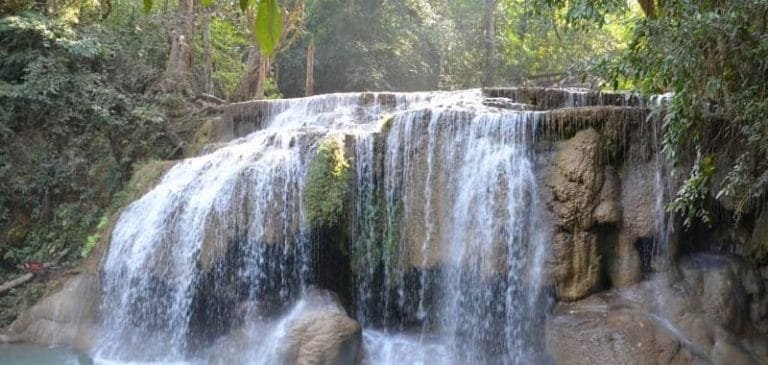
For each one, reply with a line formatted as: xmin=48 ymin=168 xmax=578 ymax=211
xmin=540 ymin=128 xmax=606 ymax=300
xmin=3 ymin=274 xmax=98 ymax=351
xmin=546 ymin=253 xmax=768 ymax=365
xmin=278 ymin=289 xmax=362 ymax=365
xmin=211 ymin=288 xmax=362 ymax=365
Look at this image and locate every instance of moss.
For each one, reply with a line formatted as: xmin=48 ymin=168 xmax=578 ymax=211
xmin=110 ymin=159 xmax=175 ymax=210
xmin=81 ymin=159 xmax=174 ymax=268
xmin=187 ymin=119 xmax=217 ymax=157
xmin=303 ymin=136 xmax=351 ymax=229
xmin=381 ymin=200 xmax=403 ymax=286
xmin=377 ymin=114 xmax=395 ymax=134
xmin=0 ymin=281 xmax=46 ymax=327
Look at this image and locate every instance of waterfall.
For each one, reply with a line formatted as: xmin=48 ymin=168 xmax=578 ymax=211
xmin=358 ymin=95 xmax=547 ymax=364
xmin=94 ymin=89 xmax=552 ymax=364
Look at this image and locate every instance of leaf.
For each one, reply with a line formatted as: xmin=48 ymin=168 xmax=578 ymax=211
xmin=200 ymin=0 xmax=214 ymax=6
xmin=143 ymin=0 xmax=152 ymax=13
xmin=240 ymin=0 xmax=250 ymax=12
xmin=255 ymin=0 xmax=282 ymax=57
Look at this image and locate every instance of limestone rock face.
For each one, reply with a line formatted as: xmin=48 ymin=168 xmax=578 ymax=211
xmin=546 ymin=253 xmax=768 ymax=365
xmin=611 ymin=231 xmax=643 ymax=288
xmin=542 ymin=128 xmax=605 ymax=300
xmin=593 ymin=167 xmax=622 ymax=225
xmin=619 ymin=158 xmax=658 ymax=240
xmin=4 ymin=274 xmax=98 ymax=351
xmin=278 ymin=289 xmax=362 ymax=365
xmin=547 ymin=304 xmax=690 ymax=365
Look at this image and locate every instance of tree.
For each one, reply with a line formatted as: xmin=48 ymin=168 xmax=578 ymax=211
xmin=231 ymin=0 xmax=305 ymax=101
xmin=534 ymin=0 xmax=768 ymax=232
xmin=482 ymin=0 xmax=497 ymax=87
xmin=153 ymin=0 xmax=196 ymax=93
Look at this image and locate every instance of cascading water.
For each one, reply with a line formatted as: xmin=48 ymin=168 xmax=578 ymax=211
xmin=355 ymin=95 xmax=548 ymax=364
xmin=94 ymin=89 xmax=552 ymax=364
xmin=96 ymin=130 xmax=313 ymax=362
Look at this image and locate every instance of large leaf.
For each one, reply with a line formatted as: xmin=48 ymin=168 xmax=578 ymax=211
xmin=255 ymin=0 xmax=282 ymax=57
xmin=201 ymin=0 xmax=214 ymax=6
xmin=143 ymin=0 xmax=152 ymax=13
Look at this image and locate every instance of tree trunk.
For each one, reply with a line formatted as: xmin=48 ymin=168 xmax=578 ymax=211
xmin=638 ymin=0 xmax=656 ymax=18
xmin=201 ymin=9 xmax=214 ymax=95
xmin=0 ymin=273 xmax=33 ymax=295
xmin=154 ymin=0 xmax=195 ymax=94
xmin=481 ymin=0 xmax=497 ymax=87
xmin=305 ymin=39 xmax=315 ymax=96
xmin=231 ymin=8 xmax=268 ymax=101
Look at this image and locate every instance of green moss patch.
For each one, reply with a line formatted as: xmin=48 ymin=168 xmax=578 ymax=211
xmin=303 ymin=136 xmax=351 ymax=228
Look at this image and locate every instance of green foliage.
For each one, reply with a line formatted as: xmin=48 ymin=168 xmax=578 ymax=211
xmin=240 ymin=0 xmax=252 ymax=12
xmin=277 ymin=0 xmax=441 ymax=94
xmin=255 ymin=0 xmax=283 ymax=57
xmin=529 ymin=0 xmax=628 ymax=28
xmin=546 ymin=0 xmax=768 ymax=226
xmin=0 ymin=12 xmax=172 ymax=268
xmin=618 ymin=1 xmax=768 ymax=223
xmin=0 ymin=282 xmax=46 ymax=327
xmin=206 ymin=16 xmax=248 ymax=96
xmin=81 ymin=215 xmax=108 ymax=257
xmin=499 ymin=0 xmax=633 ymax=80
xmin=141 ymin=0 xmax=284 ymax=60
xmin=669 ymin=154 xmax=716 ymax=227
xmin=303 ymin=136 xmax=351 ymax=228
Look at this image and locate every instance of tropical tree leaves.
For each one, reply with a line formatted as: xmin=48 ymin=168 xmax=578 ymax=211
xmin=254 ymin=0 xmax=282 ymax=57
xmin=142 ymin=0 xmax=283 ymax=57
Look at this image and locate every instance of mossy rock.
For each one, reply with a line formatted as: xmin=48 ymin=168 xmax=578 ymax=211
xmin=186 ymin=118 xmax=217 ymax=157
xmin=303 ymin=136 xmax=351 ymax=229
xmin=81 ymin=159 xmax=175 ymax=272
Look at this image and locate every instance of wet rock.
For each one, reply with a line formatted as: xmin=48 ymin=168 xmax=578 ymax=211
xmin=276 ymin=289 xmax=362 ymax=365
xmin=711 ymin=338 xmax=757 ymax=365
xmin=210 ymin=289 xmax=361 ymax=365
xmin=610 ymin=231 xmax=643 ymax=288
xmin=593 ymin=167 xmax=621 ymax=225
xmin=546 ymin=300 xmax=690 ymax=365
xmin=281 ymin=307 xmax=361 ymax=365
xmin=620 ymin=159 xmax=657 ymax=240
xmin=542 ymin=128 xmax=605 ymax=300
xmin=749 ymin=208 xmax=768 ymax=262
xmin=481 ymin=98 xmax=535 ymax=111
xmin=547 ymin=253 xmax=768 ymax=365
xmin=5 ymin=274 xmax=98 ymax=351
xmin=679 ymin=255 xmax=754 ymax=334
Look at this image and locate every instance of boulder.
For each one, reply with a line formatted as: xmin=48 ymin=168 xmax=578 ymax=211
xmin=278 ymin=289 xmax=362 ymax=365
xmin=210 ymin=288 xmax=362 ymax=365
xmin=546 ymin=305 xmax=692 ymax=365
xmin=5 ymin=274 xmax=98 ymax=351
xmin=547 ymin=253 xmax=768 ymax=365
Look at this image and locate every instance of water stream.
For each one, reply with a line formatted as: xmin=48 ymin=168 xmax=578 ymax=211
xmin=93 ymin=89 xmax=560 ymax=364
